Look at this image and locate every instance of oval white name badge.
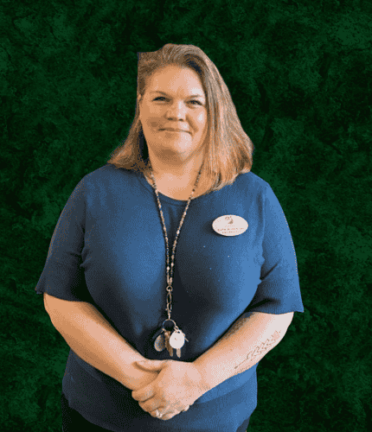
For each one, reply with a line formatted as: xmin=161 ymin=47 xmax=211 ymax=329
xmin=212 ymin=215 xmax=248 ymax=237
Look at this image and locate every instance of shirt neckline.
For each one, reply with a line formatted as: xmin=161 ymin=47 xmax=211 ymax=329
xmin=137 ymin=171 xmax=211 ymax=206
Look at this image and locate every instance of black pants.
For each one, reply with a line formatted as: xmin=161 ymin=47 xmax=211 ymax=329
xmin=61 ymin=392 xmax=114 ymax=432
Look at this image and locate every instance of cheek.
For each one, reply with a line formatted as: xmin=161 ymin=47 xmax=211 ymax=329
xmin=195 ymin=112 xmax=207 ymax=127
xmin=149 ymin=119 xmax=160 ymax=128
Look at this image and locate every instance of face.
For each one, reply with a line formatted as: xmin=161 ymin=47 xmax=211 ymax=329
xmin=138 ymin=65 xmax=208 ymax=174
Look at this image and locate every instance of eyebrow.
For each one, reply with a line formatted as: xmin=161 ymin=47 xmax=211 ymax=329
xmin=150 ymin=91 xmax=205 ymax=99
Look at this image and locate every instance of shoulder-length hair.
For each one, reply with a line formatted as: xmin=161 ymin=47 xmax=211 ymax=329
xmin=107 ymin=43 xmax=255 ymax=193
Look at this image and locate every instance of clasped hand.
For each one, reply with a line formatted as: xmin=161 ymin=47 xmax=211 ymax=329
xmin=131 ymin=359 xmax=208 ymax=421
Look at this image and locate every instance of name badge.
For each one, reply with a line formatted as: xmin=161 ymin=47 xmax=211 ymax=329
xmin=212 ymin=215 xmax=248 ymax=237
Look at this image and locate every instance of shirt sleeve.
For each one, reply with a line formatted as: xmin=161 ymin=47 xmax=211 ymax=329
xmin=243 ymin=184 xmax=305 ymax=316
xmin=34 ymin=178 xmax=94 ymax=303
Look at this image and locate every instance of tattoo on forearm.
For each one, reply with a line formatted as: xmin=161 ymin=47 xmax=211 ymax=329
xmin=234 ymin=329 xmax=283 ymax=370
xmin=218 ymin=313 xmax=285 ymax=372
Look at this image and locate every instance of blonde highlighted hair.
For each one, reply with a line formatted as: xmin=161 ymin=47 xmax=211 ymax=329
xmin=107 ymin=43 xmax=255 ymax=193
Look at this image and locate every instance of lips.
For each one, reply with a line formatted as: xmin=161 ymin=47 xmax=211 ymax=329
xmin=163 ymin=128 xmax=188 ymax=133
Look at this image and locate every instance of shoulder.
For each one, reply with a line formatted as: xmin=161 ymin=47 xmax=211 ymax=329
xmin=235 ymin=171 xmax=271 ymax=198
xmin=241 ymin=171 xmax=270 ymax=188
xmin=81 ymin=164 xmax=135 ymax=187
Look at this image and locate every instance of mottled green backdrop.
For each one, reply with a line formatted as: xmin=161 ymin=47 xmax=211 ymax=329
xmin=1 ymin=0 xmax=371 ymax=431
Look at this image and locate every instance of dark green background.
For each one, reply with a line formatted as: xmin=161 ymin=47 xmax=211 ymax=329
xmin=1 ymin=0 xmax=371 ymax=431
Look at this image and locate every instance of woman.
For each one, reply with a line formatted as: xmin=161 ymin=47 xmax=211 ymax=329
xmin=36 ymin=43 xmax=304 ymax=432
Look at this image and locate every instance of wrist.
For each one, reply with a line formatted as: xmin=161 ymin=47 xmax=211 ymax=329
xmin=128 ymin=366 xmax=158 ymax=391
xmin=192 ymin=362 xmax=211 ymax=395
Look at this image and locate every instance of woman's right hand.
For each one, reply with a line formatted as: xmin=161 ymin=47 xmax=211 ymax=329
xmin=131 ymin=368 xmax=189 ymax=420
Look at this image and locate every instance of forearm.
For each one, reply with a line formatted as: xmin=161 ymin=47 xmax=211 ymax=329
xmin=47 ymin=300 xmax=147 ymax=391
xmin=193 ymin=312 xmax=294 ymax=392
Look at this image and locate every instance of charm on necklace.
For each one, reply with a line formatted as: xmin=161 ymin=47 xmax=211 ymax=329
xmin=154 ymin=333 xmax=166 ymax=352
xmin=169 ymin=329 xmax=186 ymax=349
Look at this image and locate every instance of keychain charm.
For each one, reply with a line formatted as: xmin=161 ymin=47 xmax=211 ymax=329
xmin=169 ymin=329 xmax=187 ymax=349
xmin=154 ymin=333 xmax=166 ymax=352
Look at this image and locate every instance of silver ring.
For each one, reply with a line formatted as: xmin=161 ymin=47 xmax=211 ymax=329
xmin=155 ymin=405 xmax=190 ymax=418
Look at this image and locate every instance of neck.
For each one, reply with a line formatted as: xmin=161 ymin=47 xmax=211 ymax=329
xmin=148 ymin=157 xmax=204 ymax=181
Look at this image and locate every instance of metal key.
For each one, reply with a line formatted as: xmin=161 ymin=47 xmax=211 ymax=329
xmin=166 ymin=332 xmax=182 ymax=357
xmin=164 ymin=330 xmax=173 ymax=357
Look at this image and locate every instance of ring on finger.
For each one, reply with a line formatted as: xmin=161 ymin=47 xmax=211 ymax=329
xmin=154 ymin=405 xmax=189 ymax=418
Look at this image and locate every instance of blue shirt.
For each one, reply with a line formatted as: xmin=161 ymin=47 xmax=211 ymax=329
xmin=35 ymin=163 xmax=304 ymax=432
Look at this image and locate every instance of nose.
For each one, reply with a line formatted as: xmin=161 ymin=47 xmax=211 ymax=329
xmin=166 ymin=102 xmax=188 ymax=118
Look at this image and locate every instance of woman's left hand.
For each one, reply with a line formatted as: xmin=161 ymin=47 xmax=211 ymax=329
xmin=131 ymin=359 xmax=208 ymax=420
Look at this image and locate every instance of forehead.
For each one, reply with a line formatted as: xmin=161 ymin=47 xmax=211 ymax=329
xmin=147 ymin=66 xmax=205 ymax=94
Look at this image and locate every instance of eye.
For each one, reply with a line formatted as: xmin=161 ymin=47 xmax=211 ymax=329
xmin=154 ymin=97 xmax=201 ymax=105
